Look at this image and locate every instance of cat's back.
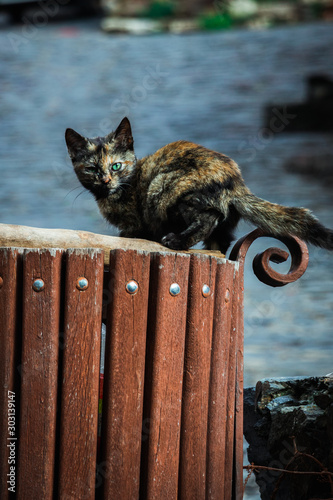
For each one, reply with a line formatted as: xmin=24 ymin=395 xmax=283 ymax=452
xmin=140 ymin=140 xmax=237 ymax=178
xmin=137 ymin=140 xmax=243 ymax=219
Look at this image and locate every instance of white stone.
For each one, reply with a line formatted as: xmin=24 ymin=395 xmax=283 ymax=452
xmin=101 ymin=17 xmax=162 ymax=35
xmin=227 ymin=0 xmax=258 ymax=19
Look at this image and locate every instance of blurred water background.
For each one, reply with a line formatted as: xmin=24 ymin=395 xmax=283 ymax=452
xmin=0 ymin=11 xmax=333 ymax=498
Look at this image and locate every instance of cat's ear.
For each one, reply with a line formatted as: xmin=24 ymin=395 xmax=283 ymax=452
xmin=65 ymin=128 xmax=88 ymax=157
xmin=114 ymin=117 xmax=134 ymax=151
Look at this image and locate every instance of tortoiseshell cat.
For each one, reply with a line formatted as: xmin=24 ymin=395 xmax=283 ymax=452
xmin=65 ymin=117 xmax=333 ymax=254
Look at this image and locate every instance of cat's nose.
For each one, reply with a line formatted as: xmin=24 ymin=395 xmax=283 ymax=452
xmin=101 ymin=176 xmax=111 ymax=184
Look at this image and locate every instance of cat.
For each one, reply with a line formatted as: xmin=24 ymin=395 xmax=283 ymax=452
xmin=65 ymin=117 xmax=333 ymax=254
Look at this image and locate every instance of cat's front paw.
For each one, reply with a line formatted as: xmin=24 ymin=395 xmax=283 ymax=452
xmin=161 ymin=233 xmax=187 ymax=250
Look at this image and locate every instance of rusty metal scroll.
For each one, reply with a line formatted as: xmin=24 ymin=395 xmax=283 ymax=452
xmin=229 ymin=228 xmax=309 ymax=287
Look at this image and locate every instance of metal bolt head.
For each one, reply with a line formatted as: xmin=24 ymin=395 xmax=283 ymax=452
xmin=0 ymin=277 xmax=3 ymax=289
xmin=126 ymin=280 xmax=139 ymax=295
xmin=76 ymin=277 xmax=88 ymax=291
xmin=225 ymin=289 xmax=230 ymax=303
xmin=202 ymin=284 xmax=211 ymax=297
xmin=169 ymin=283 xmax=180 ymax=296
xmin=32 ymin=279 xmax=45 ymax=292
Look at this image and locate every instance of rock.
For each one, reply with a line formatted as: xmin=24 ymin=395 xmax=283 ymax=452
xmin=168 ymin=19 xmax=199 ymax=34
xmin=244 ymin=375 xmax=333 ymax=500
xmin=101 ymin=17 xmax=163 ymax=34
xmin=100 ymin=0 xmax=148 ymax=17
xmin=228 ymin=0 xmax=258 ymax=20
xmin=100 ymin=15 xmax=200 ymax=35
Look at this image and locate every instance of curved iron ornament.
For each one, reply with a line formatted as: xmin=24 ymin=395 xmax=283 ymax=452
xmin=229 ymin=228 xmax=309 ymax=287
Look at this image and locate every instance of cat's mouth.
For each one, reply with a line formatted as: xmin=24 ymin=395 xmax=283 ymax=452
xmin=91 ymin=183 xmax=120 ymax=200
xmin=91 ymin=184 xmax=113 ymax=199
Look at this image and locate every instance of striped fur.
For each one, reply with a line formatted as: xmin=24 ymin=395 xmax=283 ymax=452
xmin=65 ymin=117 xmax=333 ymax=253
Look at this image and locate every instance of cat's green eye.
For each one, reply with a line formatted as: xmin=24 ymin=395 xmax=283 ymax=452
xmin=111 ymin=162 xmax=122 ymax=172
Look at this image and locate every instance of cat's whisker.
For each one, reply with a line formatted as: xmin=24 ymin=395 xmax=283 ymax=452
xmin=71 ymin=190 xmax=88 ymax=209
xmin=65 ymin=186 xmax=82 ymax=200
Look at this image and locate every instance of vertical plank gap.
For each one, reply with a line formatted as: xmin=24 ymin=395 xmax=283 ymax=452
xmin=232 ymin=263 xmax=244 ymax=500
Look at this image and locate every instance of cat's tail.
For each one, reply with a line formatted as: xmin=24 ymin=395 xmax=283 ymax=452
xmin=233 ymin=191 xmax=333 ymax=250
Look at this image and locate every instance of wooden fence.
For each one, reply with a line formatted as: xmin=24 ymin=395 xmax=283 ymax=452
xmin=0 ymin=225 xmax=309 ymax=499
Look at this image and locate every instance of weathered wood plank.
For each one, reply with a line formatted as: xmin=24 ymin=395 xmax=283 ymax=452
xmin=178 ymin=254 xmax=217 ymax=499
xmin=58 ymin=249 xmax=104 ymax=499
xmin=206 ymin=260 xmax=235 ymax=499
xmin=0 ymin=249 xmax=22 ymax=500
xmin=17 ymin=249 xmax=62 ymax=499
xmin=102 ymin=249 xmax=150 ymax=499
xmin=223 ymin=265 xmax=239 ymax=500
xmin=142 ymin=252 xmax=190 ymax=500
xmin=0 ymin=223 xmax=224 ymax=266
xmin=233 ymin=264 xmax=244 ymax=500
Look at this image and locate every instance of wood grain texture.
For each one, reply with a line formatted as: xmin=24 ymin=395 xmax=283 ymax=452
xmin=102 ymin=249 xmax=150 ymax=500
xmin=141 ymin=251 xmax=190 ymax=500
xmin=206 ymin=260 xmax=236 ymax=499
xmin=0 ymin=249 xmax=22 ymax=500
xmin=58 ymin=249 xmax=104 ymax=499
xmin=223 ymin=264 xmax=239 ymax=500
xmin=17 ymin=249 xmax=62 ymax=499
xmin=0 ymin=223 xmax=224 ymax=266
xmin=178 ymin=254 xmax=217 ymax=499
xmin=233 ymin=264 xmax=244 ymax=500
xmin=0 ymin=239 xmax=244 ymax=500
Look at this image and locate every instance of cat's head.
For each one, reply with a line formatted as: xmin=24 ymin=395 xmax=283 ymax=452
xmin=65 ymin=117 xmax=136 ymax=200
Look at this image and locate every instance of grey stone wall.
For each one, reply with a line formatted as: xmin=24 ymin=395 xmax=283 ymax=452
xmin=244 ymin=376 xmax=333 ymax=499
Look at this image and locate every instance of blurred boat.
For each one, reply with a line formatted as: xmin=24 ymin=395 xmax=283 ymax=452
xmin=264 ymin=74 xmax=333 ymax=132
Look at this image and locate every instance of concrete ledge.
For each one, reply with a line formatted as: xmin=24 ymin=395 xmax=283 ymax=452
xmin=0 ymin=223 xmax=224 ymax=266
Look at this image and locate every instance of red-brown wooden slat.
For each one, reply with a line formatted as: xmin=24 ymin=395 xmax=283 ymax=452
xmin=206 ymin=259 xmax=235 ymax=499
xmin=223 ymin=264 xmax=239 ymax=500
xmin=102 ymin=249 xmax=150 ymax=499
xmin=58 ymin=249 xmax=104 ymax=499
xmin=0 ymin=249 xmax=22 ymax=499
xmin=179 ymin=254 xmax=217 ymax=499
xmin=233 ymin=265 xmax=244 ymax=500
xmin=142 ymin=251 xmax=190 ymax=500
xmin=17 ymin=249 xmax=62 ymax=499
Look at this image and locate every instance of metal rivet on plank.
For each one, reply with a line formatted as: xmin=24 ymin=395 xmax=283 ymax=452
xmin=0 ymin=277 xmax=3 ymax=289
xmin=76 ymin=277 xmax=89 ymax=291
xmin=169 ymin=283 xmax=181 ymax=296
xmin=32 ymin=279 xmax=45 ymax=292
xmin=202 ymin=284 xmax=211 ymax=297
xmin=225 ymin=289 xmax=230 ymax=303
xmin=126 ymin=280 xmax=139 ymax=294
